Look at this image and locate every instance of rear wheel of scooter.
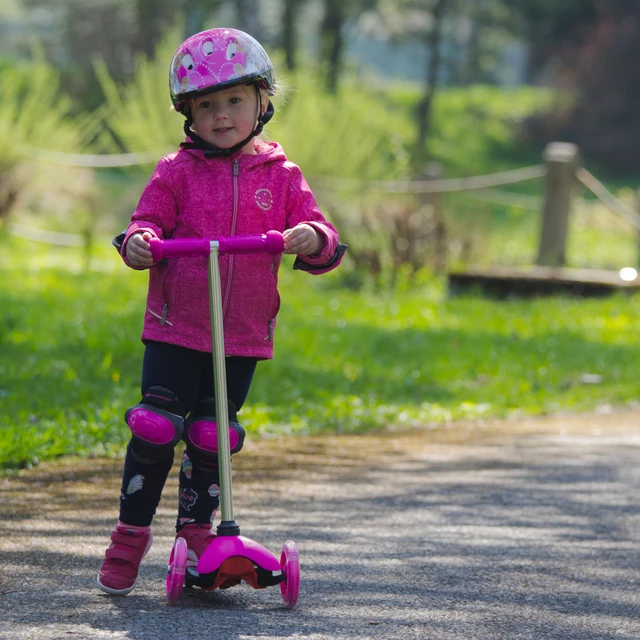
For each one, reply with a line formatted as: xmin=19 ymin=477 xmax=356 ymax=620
xmin=280 ymin=539 xmax=300 ymax=609
xmin=166 ymin=536 xmax=188 ymax=605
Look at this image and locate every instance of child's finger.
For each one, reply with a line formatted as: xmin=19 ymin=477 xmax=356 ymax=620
xmin=131 ymin=242 xmax=148 ymax=256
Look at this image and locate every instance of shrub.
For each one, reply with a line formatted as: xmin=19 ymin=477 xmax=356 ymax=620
xmin=0 ymin=51 xmax=99 ymax=228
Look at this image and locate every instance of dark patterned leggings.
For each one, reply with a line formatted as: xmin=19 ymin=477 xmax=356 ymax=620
xmin=118 ymin=341 xmax=257 ymax=529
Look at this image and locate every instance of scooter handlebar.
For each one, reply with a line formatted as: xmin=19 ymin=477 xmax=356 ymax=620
xmin=148 ymin=231 xmax=284 ymax=262
xmin=148 ymin=237 xmax=209 ymax=262
xmin=219 ymin=231 xmax=284 ymax=256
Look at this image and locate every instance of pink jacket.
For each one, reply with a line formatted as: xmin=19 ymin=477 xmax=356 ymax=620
xmin=119 ymin=139 xmax=343 ymax=359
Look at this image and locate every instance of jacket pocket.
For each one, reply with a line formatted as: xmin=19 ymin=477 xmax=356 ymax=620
xmin=266 ymin=260 xmax=280 ymax=340
xmin=148 ymin=303 xmax=173 ymax=326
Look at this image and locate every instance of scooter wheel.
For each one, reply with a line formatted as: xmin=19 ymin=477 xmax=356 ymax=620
xmin=280 ymin=539 xmax=300 ymax=609
xmin=166 ymin=536 xmax=188 ymax=605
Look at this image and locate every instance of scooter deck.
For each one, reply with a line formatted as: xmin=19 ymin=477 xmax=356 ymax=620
xmin=185 ymin=534 xmax=284 ymax=591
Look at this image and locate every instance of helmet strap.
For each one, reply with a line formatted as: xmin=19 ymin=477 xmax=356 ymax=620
xmin=180 ymin=87 xmax=274 ymax=159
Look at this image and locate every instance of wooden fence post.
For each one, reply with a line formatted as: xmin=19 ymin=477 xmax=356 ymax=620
xmin=420 ymin=162 xmax=447 ymax=273
xmin=636 ymin=189 xmax=640 ymax=270
xmin=536 ymin=142 xmax=581 ymax=267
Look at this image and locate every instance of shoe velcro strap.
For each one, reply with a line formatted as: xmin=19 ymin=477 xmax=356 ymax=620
xmin=111 ymin=530 xmax=146 ymax=545
xmin=105 ymin=545 xmax=143 ymax=562
xmin=108 ymin=530 xmax=147 ymax=553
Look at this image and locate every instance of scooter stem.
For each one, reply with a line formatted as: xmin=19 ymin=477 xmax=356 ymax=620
xmin=207 ymin=247 xmax=238 ymax=535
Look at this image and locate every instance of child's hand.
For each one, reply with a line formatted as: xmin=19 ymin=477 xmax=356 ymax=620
xmin=283 ymin=224 xmax=324 ymax=256
xmin=126 ymin=232 xmax=154 ymax=267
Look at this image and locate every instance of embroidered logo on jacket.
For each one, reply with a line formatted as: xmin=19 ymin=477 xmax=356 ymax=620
xmin=255 ymin=188 xmax=273 ymax=211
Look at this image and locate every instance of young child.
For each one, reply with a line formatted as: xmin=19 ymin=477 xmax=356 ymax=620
xmin=97 ymin=28 xmax=345 ymax=595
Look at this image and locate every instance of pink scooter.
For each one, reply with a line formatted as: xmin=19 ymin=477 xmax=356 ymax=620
xmin=148 ymin=231 xmax=300 ymax=608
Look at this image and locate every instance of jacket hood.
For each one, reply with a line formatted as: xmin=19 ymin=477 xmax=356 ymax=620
xmin=179 ymin=137 xmax=287 ymax=168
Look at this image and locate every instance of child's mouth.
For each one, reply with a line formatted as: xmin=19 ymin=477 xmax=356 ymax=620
xmin=215 ymin=127 xmax=233 ymax=133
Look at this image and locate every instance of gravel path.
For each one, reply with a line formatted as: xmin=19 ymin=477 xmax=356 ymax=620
xmin=1 ymin=411 xmax=639 ymax=639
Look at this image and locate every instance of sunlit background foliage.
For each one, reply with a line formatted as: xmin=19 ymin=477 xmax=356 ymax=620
xmin=2 ymin=0 xmax=640 ymax=469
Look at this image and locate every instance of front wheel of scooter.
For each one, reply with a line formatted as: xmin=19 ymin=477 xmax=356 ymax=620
xmin=166 ymin=536 xmax=188 ymax=605
xmin=280 ymin=539 xmax=300 ymax=609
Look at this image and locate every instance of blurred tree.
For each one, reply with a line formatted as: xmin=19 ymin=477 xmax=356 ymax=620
xmin=319 ymin=0 xmax=381 ymax=92
xmin=513 ymin=0 xmax=640 ymax=173
xmin=373 ymin=0 xmax=453 ymax=167
xmin=235 ymin=0 xmax=263 ymax=41
xmin=320 ymin=0 xmax=346 ymax=93
xmin=184 ymin=0 xmax=216 ymax=38
xmin=505 ymin=0 xmax=597 ymax=82
xmin=135 ymin=0 xmax=182 ymax=58
xmin=21 ymin=0 xmax=133 ymax=76
xmin=415 ymin=0 xmax=449 ymax=159
xmin=281 ymin=0 xmax=303 ymax=71
xmin=21 ymin=0 xmax=186 ymax=109
xmin=450 ymin=0 xmax=515 ymax=85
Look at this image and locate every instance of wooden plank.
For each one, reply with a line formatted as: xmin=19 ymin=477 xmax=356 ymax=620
xmin=448 ymin=266 xmax=640 ymax=298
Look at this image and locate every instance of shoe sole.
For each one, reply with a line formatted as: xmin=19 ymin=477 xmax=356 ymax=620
xmin=96 ymin=576 xmax=137 ymax=596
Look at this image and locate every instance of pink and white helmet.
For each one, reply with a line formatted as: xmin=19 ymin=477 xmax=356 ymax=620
xmin=169 ymin=28 xmax=275 ymax=113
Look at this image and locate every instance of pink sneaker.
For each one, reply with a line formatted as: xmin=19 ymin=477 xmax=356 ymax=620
xmin=97 ymin=523 xmax=153 ymax=595
xmin=175 ymin=523 xmax=216 ymax=567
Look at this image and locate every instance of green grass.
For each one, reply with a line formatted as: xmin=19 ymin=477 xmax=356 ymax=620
xmin=4 ymin=45 xmax=640 ymax=472
xmin=2 ymin=233 xmax=640 ymax=470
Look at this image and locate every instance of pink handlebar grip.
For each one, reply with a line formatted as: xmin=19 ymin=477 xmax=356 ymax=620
xmin=218 ymin=231 xmax=284 ymax=256
xmin=148 ymin=231 xmax=284 ymax=262
xmin=148 ymin=237 xmax=210 ymax=262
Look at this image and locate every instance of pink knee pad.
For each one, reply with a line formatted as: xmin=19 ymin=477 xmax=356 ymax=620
xmin=187 ymin=419 xmax=245 ymax=455
xmin=126 ymin=405 xmax=184 ymax=446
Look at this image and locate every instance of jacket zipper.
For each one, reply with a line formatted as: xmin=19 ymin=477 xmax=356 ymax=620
xmin=222 ymin=159 xmax=239 ymax=317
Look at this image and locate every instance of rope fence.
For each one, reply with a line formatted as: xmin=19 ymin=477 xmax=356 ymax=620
xmin=22 ymin=145 xmax=169 ymax=168
xmin=8 ymin=144 xmax=640 ymax=267
xmin=313 ymin=164 xmax=546 ymax=194
xmin=576 ymin=167 xmax=640 ymax=231
xmin=459 ymin=188 xmax=541 ymax=211
xmin=7 ymin=222 xmax=87 ymax=246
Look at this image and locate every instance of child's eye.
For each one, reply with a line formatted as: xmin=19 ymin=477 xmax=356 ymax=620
xmin=199 ymin=101 xmax=211 ymax=109
xmin=229 ymin=97 xmax=241 ymax=105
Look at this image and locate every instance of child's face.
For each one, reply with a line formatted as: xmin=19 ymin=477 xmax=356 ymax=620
xmin=190 ymin=85 xmax=265 ymax=153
